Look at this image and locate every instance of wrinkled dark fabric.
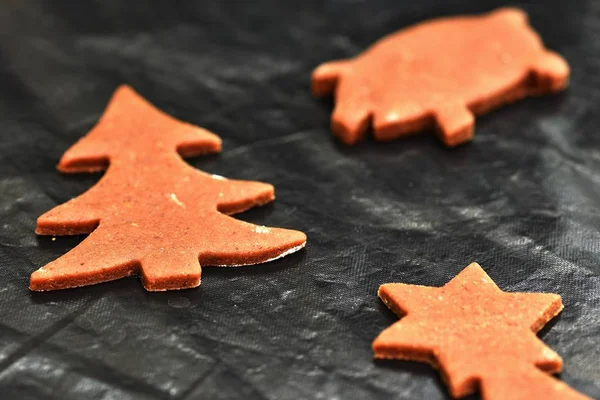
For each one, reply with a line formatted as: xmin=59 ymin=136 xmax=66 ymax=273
xmin=0 ymin=1 xmax=598 ymax=399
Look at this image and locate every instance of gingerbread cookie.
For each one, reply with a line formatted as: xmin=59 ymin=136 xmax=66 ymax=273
xmin=373 ymin=263 xmax=590 ymax=400
xmin=32 ymin=85 xmax=306 ymax=291
xmin=312 ymin=8 xmax=569 ymax=146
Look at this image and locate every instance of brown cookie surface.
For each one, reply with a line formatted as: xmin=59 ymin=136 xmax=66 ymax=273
xmin=31 ymin=85 xmax=306 ymax=292
xmin=373 ymin=262 xmax=591 ymax=400
xmin=312 ymin=8 xmax=570 ymax=146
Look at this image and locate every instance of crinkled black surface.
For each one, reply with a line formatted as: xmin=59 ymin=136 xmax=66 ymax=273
xmin=0 ymin=1 xmax=598 ymax=399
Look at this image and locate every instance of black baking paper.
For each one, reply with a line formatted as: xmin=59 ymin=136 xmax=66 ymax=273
xmin=0 ymin=1 xmax=598 ymax=399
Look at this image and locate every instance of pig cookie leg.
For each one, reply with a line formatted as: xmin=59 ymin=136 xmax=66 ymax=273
xmin=330 ymin=77 xmax=373 ymax=145
xmin=311 ymin=60 xmax=350 ymax=97
xmin=312 ymin=60 xmax=371 ymax=145
xmin=434 ymin=103 xmax=475 ymax=147
xmin=530 ymin=51 xmax=570 ymax=93
xmin=331 ymin=101 xmax=372 ymax=145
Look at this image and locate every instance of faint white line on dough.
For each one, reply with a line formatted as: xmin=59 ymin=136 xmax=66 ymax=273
xmin=170 ymin=193 xmax=186 ymax=208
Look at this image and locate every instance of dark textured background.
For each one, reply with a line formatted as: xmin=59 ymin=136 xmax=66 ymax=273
xmin=0 ymin=0 xmax=599 ymax=399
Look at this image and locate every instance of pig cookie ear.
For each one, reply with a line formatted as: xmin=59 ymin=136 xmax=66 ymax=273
xmin=530 ymin=51 xmax=570 ymax=93
xmin=311 ymin=60 xmax=350 ymax=97
xmin=490 ymin=7 xmax=529 ymax=25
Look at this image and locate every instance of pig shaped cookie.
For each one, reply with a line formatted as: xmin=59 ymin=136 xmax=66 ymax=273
xmin=312 ymin=8 xmax=570 ymax=146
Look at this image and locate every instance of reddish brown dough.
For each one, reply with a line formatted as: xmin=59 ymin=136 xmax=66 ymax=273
xmin=31 ymin=85 xmax=307 ymax=292
xmin=312 ymin=8 xmax=570 ymax=146
xmin=373 ymin=262 xmax=591 ymax=400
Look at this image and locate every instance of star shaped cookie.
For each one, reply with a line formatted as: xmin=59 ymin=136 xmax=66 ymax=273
xmin=374 ymin=262 xmax=590 ymax=399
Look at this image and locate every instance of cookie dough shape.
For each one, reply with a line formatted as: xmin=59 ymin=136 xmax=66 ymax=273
xmin=31 ymin=85 xmax=306 ymax=291
xmin=312 ymin=8 xmax=570 ymax=146
xmin=373 ymin=263 xmax=590 ymax=400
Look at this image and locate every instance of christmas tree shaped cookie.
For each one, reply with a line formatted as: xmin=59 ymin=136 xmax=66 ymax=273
xmin=32 ymin=85 xmax=306 ymax=291
xmin=374 ymin=263 xmax=590 ymax=400
xmin=312 ymin=8 xmax=570 ymax=146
